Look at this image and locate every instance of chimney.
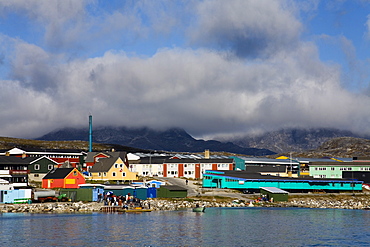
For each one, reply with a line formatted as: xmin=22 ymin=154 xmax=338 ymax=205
xmin=22 ymin=152 xmax=26 ymax=158
xmin=5 ymin=152 xmax=9 ymax=156
xmin=89 ymin=115 xmax=93 ymax=152
xmin=205 ymin=149 xmax=210 ymax=159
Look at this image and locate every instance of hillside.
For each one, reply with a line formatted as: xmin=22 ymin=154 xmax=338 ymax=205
xmin=1 ymin=135 xmax=370 ymax=159
xmin=230 ymin=128 xmax=365 ymax=154
xmin=273 ymin=137 xmax=370 ymax=158
xmin=0 ymin=136 xmax=146 ymax=153
xmin=37 ymin=127 xmax=275 ymax=156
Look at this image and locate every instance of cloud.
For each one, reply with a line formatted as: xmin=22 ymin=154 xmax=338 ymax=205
xmin=189 ymin=0 xmax=302 ymax=58
xmin=366 ymin=14 xmax=370 ymax=39
xmin=0 ymin=0 xmax=191 ymax=56
xmin=3 ymin=40 xmax=370 ymax=139
xmin=0 ymin=0 xmax=89 ymax=50
xmin=1 ymin=0 xmax=370 ymax=140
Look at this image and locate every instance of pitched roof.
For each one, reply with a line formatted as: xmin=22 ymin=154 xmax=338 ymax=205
xmin=5 ymin=147 xmax=85 ymax=155
xmin=0 ymin=156 xmax=38 ymax=165
xmin=139 ymin=157 xmax=169 ymax=164
xmin=29 ymin=156 xmax=59 ymax=164
xmin=85 ymin=151 xmax=127 ymax=163
xmin=43 ymin=168 xmax=75 ymax=179
xmin=89 ymin=157 xmax=119 ymax=172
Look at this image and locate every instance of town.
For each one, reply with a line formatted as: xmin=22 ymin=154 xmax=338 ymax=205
xmin=0 ymin=144 xmax=370 ymax=208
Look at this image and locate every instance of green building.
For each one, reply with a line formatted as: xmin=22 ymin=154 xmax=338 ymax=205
xmin=309 ymin=161 xmax=370 ymax=179
xmin=260 ymin=187 xmax=289 ymax=202
xmin=29 ymin=156 xmax=58 ymax=182
xmin=157 ymin=185 xmax=188 ymax=198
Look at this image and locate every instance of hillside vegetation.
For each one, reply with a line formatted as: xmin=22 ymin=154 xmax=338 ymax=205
xmin=0 ymin=136 xmax=144 ymax=152
xmin=1 ymin=136 xmax=370 ymax=158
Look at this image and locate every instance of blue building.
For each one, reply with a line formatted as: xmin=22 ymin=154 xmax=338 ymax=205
xmin=203 ymin=170 xmax=363 ymax=193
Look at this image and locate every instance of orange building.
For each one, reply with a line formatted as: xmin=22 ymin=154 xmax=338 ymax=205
xmin=42 ymin=168 xmax=86 ymax=189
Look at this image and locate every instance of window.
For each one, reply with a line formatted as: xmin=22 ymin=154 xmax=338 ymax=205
xmin=48 ymin=164 xmax=54 ymax=170
xmin=103 ymin=172 xmax=107 ymax=177
xmin=112 ymin=172 xmax=116 ymax=177
xmin=114 ymin=164 xmax=118 ymax=168
xmin=34 ymin=174 xmax=39 ymax=177
xmin=331 ymin=167 xmax=335 ymax=171
xmin=73 ymin=171 xmax=77 ymax=176
xmin=34 ymin=164 xmax=40 ymax=170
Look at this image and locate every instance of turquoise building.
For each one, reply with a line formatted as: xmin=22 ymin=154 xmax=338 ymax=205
xmin=203 ymin=170 xmax=363 ymax=193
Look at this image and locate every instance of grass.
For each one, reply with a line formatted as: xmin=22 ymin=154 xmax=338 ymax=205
xmin=0 ymin=136 xmax=138 ymax=151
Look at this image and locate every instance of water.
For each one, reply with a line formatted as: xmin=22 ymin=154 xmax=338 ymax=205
xmin=1 ymin=207 xmax=370 ymax=246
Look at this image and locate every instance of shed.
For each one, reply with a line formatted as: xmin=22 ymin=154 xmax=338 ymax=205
xmin=42 ymin=168 xmax=85 ymax=189
xmin=260 ymin=187 xmax=288 ymax=202
xmin=157 ymin=185 xmax=187 ymax=198
xmin=0 ymin=189 xmax=32 ymax=203
xmin=147 ymin=187 xmax=157 ymax=198
xmin=60 ymin=187 xmax=104 ymax=202
xmin=134 ymin=187 xmax=148 ymax=200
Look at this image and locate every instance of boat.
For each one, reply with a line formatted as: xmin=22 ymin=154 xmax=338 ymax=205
xmin=120 ymin=208 xmax=153 ymax=213
xmin=115 ymin=206 xmax=153 ymax=213
xmin=192 ymin=206 xmax=205 ymax=212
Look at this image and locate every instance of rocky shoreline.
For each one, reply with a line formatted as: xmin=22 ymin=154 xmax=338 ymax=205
xmin=1 ymin=195 xmax=370 ymax=213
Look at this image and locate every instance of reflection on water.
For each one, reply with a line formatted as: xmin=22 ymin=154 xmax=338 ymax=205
xmin=1 ymin=208 xmax=370 ymax=246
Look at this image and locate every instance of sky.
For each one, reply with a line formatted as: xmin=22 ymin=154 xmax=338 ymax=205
xmin=1 ymin=0 xmax=370 ymax=140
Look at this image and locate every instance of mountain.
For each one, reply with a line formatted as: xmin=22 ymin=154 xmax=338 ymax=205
xmin=230 ymin=128 xmax=367 ymax=154
xmin=37 ymin=127 xmax=275 ymax=156
xmin=289 ymin=137 xmax=370 ymax=158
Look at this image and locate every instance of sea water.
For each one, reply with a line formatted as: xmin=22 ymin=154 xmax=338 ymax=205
xmin=1 ymin=207 xmax=370 ymax=246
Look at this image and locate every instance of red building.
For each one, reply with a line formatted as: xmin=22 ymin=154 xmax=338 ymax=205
xmin=163 ymin=158 xmax=234 ymax=179
xmin=42 ymin=168 xmax=85 ymax=189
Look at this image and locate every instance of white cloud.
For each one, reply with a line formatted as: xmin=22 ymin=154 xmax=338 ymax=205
xmin=3 ymin=39 xmax=370 ymax=139
xmin=366 ymin=14 xmax=370 ymax=39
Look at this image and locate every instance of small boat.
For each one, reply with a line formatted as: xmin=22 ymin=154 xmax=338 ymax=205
xmin=123 ymin=208 xmax=153 ymax=213
xmin=192 ymin=206 xmax=205 ymax=212
xmin=117 ymin=207 xmax=153 ymax=213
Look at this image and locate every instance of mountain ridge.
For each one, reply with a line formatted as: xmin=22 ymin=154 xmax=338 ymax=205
xmin=1 ymin=127 xmax=370 ymax=158
xmin=229 ymin=128 xmax=368 ymax=154
xmin=36 ymin=126 xmax=275 ymax=156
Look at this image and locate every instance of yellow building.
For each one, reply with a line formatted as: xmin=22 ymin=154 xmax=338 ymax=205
xmin=89 ymin=156 xmax=138 ymax=182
